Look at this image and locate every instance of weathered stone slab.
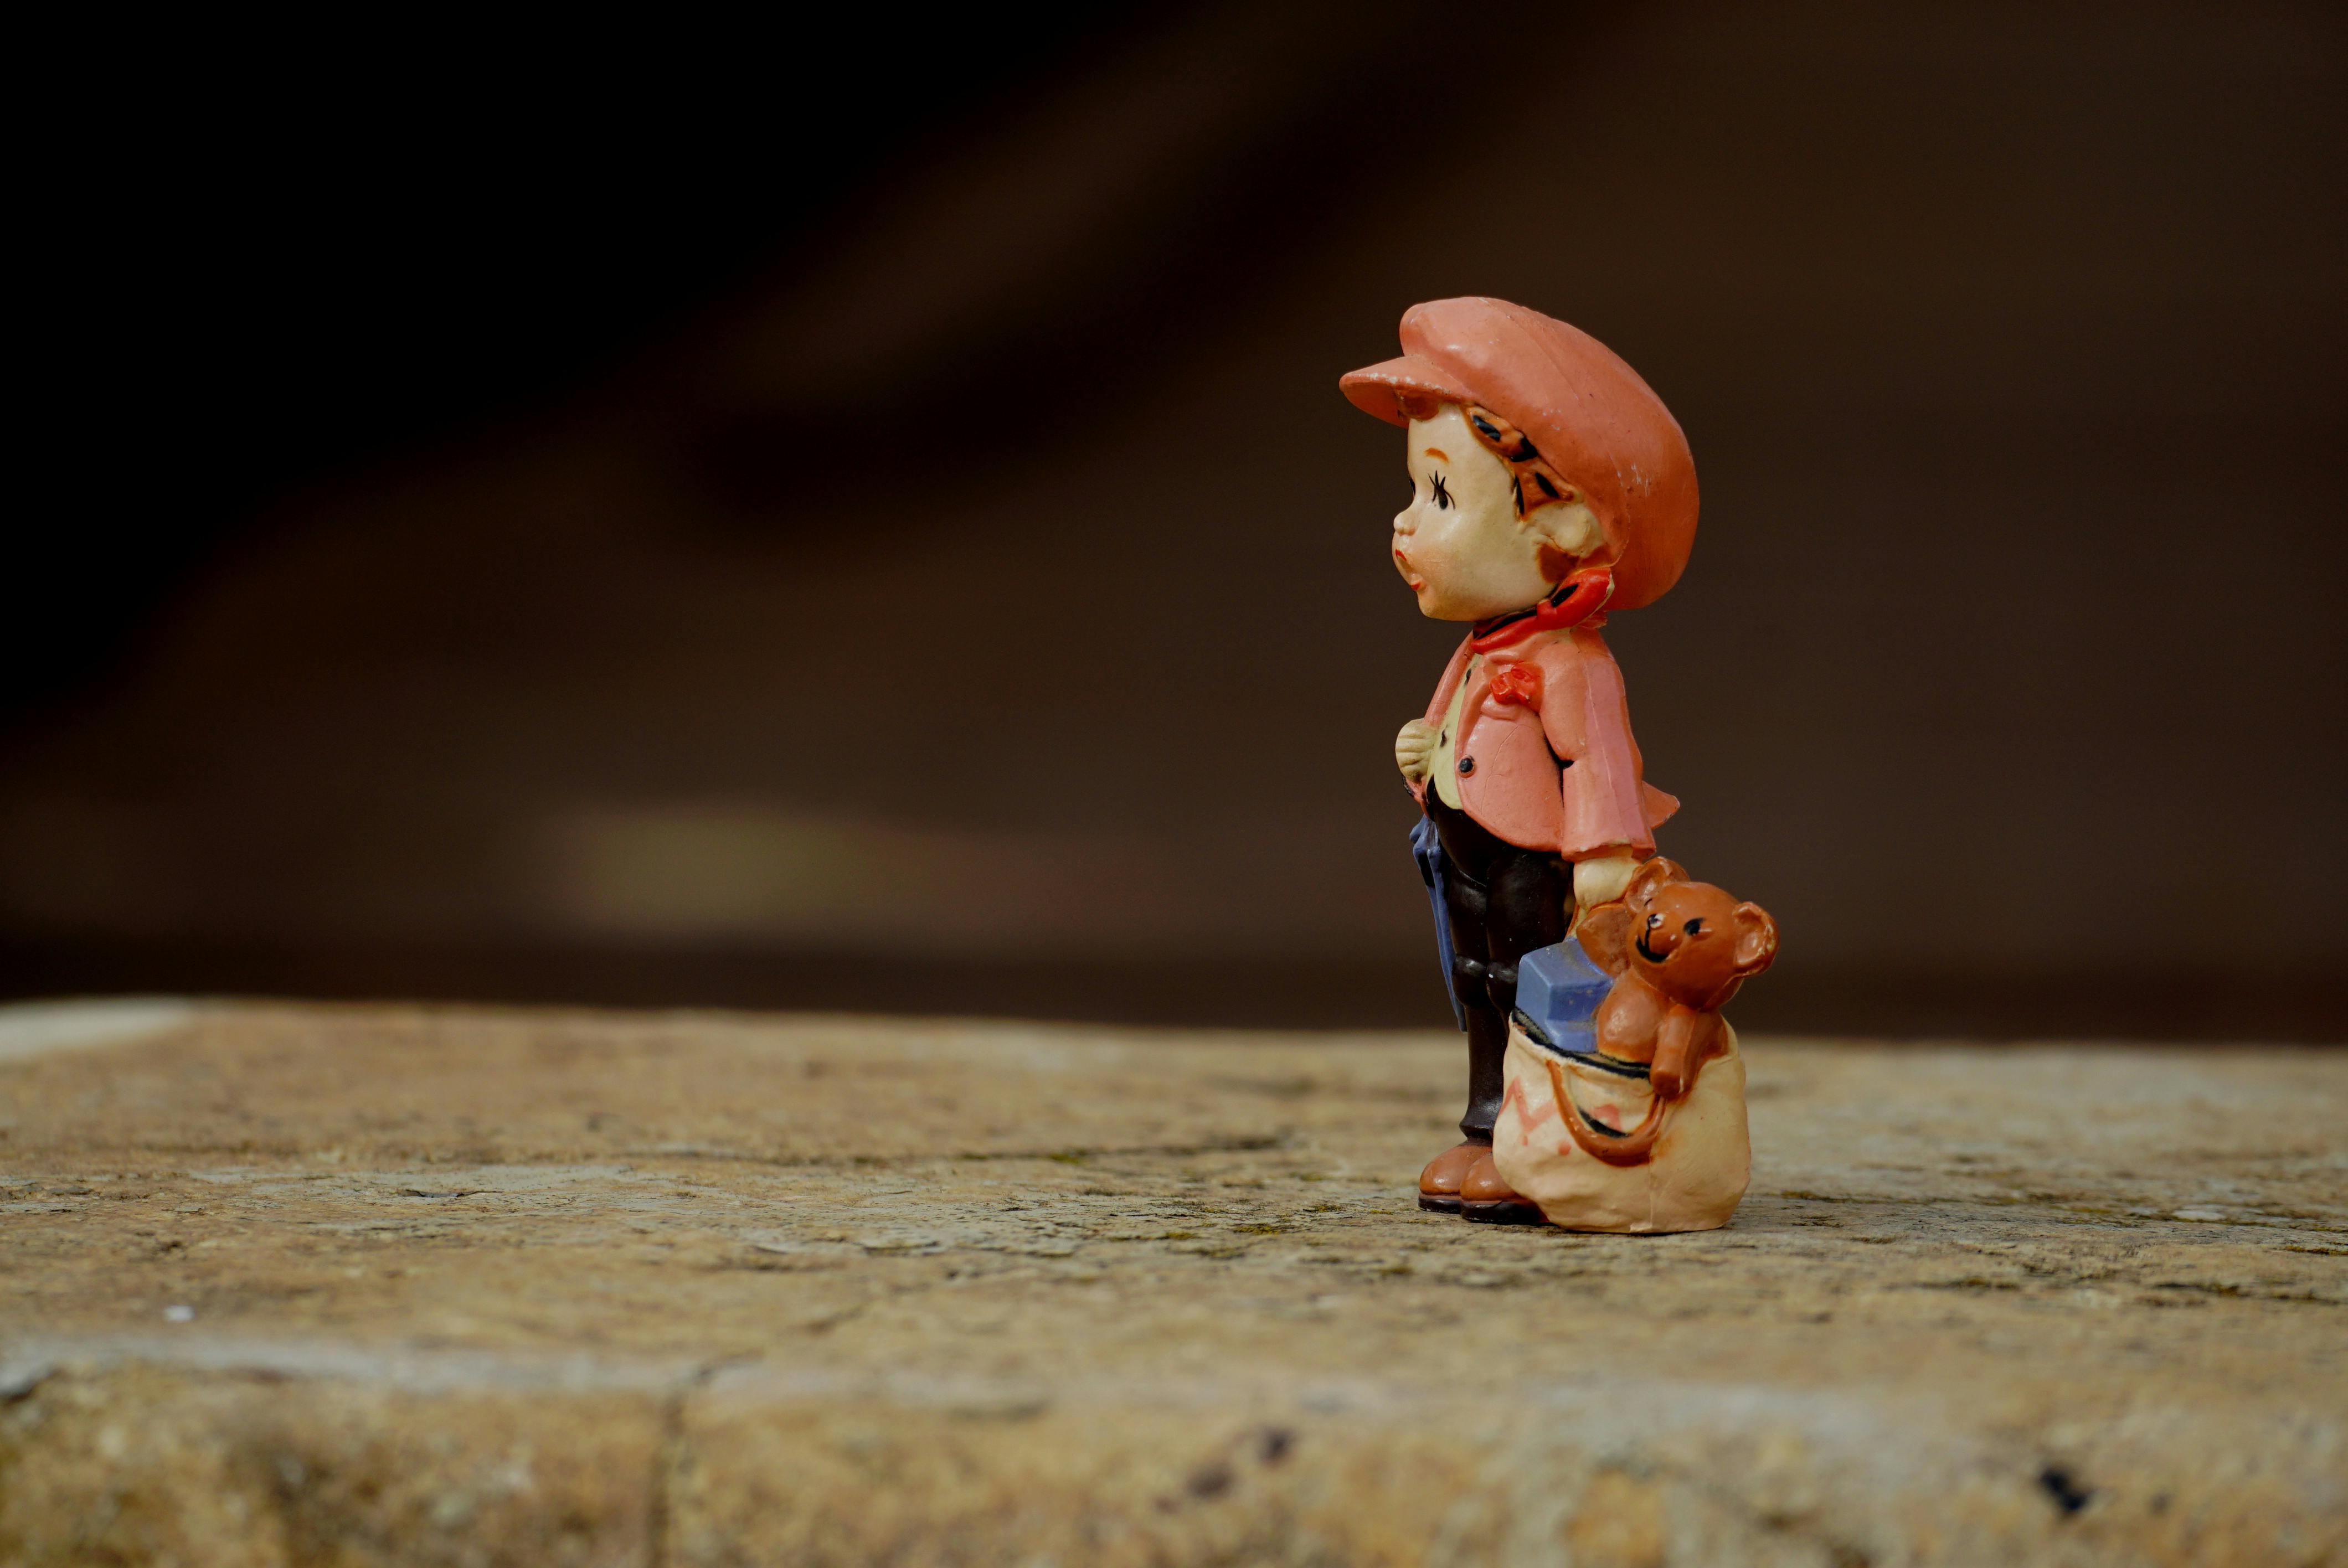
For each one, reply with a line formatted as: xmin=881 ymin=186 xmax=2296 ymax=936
xmin=2 ymin=1002 xmax=2343 ymax=1565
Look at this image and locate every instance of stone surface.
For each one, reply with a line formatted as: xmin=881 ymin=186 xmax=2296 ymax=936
xmin=1 ymin=1001 xmax=2343 ymax=1565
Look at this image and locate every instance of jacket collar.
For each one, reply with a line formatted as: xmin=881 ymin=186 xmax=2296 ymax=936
xmin=1469 ymin=568 xmax=1613 ymax=656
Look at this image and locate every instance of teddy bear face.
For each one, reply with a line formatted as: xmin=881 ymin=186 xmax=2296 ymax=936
xmin=1624 ymin=860 xmax=1779 ymax=1008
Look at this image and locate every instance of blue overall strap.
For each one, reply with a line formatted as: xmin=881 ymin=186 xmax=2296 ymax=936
xmin=1409 ymin=814 xmax=1467 ymax=1031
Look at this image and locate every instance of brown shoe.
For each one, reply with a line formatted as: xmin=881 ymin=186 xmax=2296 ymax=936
xmin=1417 ymin=1141 xmax=1485 ymax=1214
xmin=1460 ymin=1149 xmax=1547 ymax=1225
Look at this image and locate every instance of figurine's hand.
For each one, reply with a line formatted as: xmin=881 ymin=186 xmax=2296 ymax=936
xmin=1394 ymin=719 xmax=1439 ymax=786
xmin=1572 ymin=849 xmax=1639 ymax=910
xmin=1568 ymin=849 xmax=1640 ymax=974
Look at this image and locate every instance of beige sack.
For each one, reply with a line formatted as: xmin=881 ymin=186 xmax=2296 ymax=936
xmin=1491 ymin=1023 xmax=1750 ymax=1234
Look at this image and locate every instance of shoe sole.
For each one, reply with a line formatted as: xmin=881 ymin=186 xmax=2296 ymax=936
xmin=1460 ymin=1199 xmax=1547 ymax=1225
xmin=1417 ymin=1193 xmax=1464 ymax=1214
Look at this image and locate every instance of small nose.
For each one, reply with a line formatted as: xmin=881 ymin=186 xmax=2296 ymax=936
xmin=1392 ymin=509 xmax=1417 ymax=534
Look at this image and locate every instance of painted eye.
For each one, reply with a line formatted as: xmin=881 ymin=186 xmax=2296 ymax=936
xmin=1430 ymin=473 xmax=1453 ymax=509
xmin=1683 ymin=919 xmax=1705 ymax=936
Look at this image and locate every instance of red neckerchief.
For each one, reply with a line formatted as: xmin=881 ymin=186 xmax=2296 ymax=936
xmin=1468 ymin=568 xmax=1613 ymax=655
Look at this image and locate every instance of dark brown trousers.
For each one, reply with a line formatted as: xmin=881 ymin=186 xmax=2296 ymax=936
xmin=1423 ymin=791 xmax=1571 ymax=1143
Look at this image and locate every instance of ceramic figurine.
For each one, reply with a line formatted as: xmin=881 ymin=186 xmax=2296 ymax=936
xmin=1342 ymin=296 xmax=1767 ymax=1231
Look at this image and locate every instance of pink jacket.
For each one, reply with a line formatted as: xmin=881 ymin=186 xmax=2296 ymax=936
xmin=1413 ymin=624 xmax=1677 ymax=857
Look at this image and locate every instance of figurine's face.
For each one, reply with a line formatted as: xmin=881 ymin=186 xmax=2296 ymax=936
xmin=1390 ymin=404 xmax=1602 ymax=621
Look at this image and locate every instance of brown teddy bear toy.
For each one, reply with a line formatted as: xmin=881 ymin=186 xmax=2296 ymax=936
xmin=1568 ymin=857 xmax=1778 ymax=1162
xmin=1492 ymin=857 xmax=1778 ymax=1231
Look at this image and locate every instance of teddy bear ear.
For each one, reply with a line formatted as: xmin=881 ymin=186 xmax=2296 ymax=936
xmin=1624 ymin=857 xmax=1686 ymax=909
xmin=1731 ymin=902 xmax=1779 ymax=974
xmin=1575 ymin=902 xmax=1634 ymax=977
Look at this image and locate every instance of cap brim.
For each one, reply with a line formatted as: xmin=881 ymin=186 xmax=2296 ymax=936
xmin=1338 ymin=354 xmax=1474 ymax=426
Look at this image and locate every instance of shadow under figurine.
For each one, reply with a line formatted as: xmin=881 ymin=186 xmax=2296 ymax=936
xmin=1341 ymin=296 xmax=1700 ymax=1225
xmin=1494 ymin=857 xmax=1777 ymax=1232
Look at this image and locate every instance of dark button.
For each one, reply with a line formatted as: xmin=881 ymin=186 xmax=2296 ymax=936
xmin=1457 ymin=756 xmax=1475 ymax=776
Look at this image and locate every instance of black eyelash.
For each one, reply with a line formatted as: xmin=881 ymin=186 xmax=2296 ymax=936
xmin=1430 ymin=473 xmax=1452 ymax=509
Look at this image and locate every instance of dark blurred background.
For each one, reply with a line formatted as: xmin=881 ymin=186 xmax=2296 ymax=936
xmin=10 ymin=2 xmax=2344 ymax=1040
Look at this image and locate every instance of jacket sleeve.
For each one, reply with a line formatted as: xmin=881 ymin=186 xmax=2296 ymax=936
xmin=1538 ymin=630 xmax=1673 ymax=858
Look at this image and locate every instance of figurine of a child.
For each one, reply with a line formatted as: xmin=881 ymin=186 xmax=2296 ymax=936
xmin=1341 ymin=297 xmax=1700 ymax=1220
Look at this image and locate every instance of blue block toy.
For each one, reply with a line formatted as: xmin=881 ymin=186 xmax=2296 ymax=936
xmin=1510 ymin=938 xmax=1615 ymax=1056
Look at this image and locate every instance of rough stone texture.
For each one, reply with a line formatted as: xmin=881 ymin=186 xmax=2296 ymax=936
xmin=1 ymin=1001 xmax=2343 ymax=1566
